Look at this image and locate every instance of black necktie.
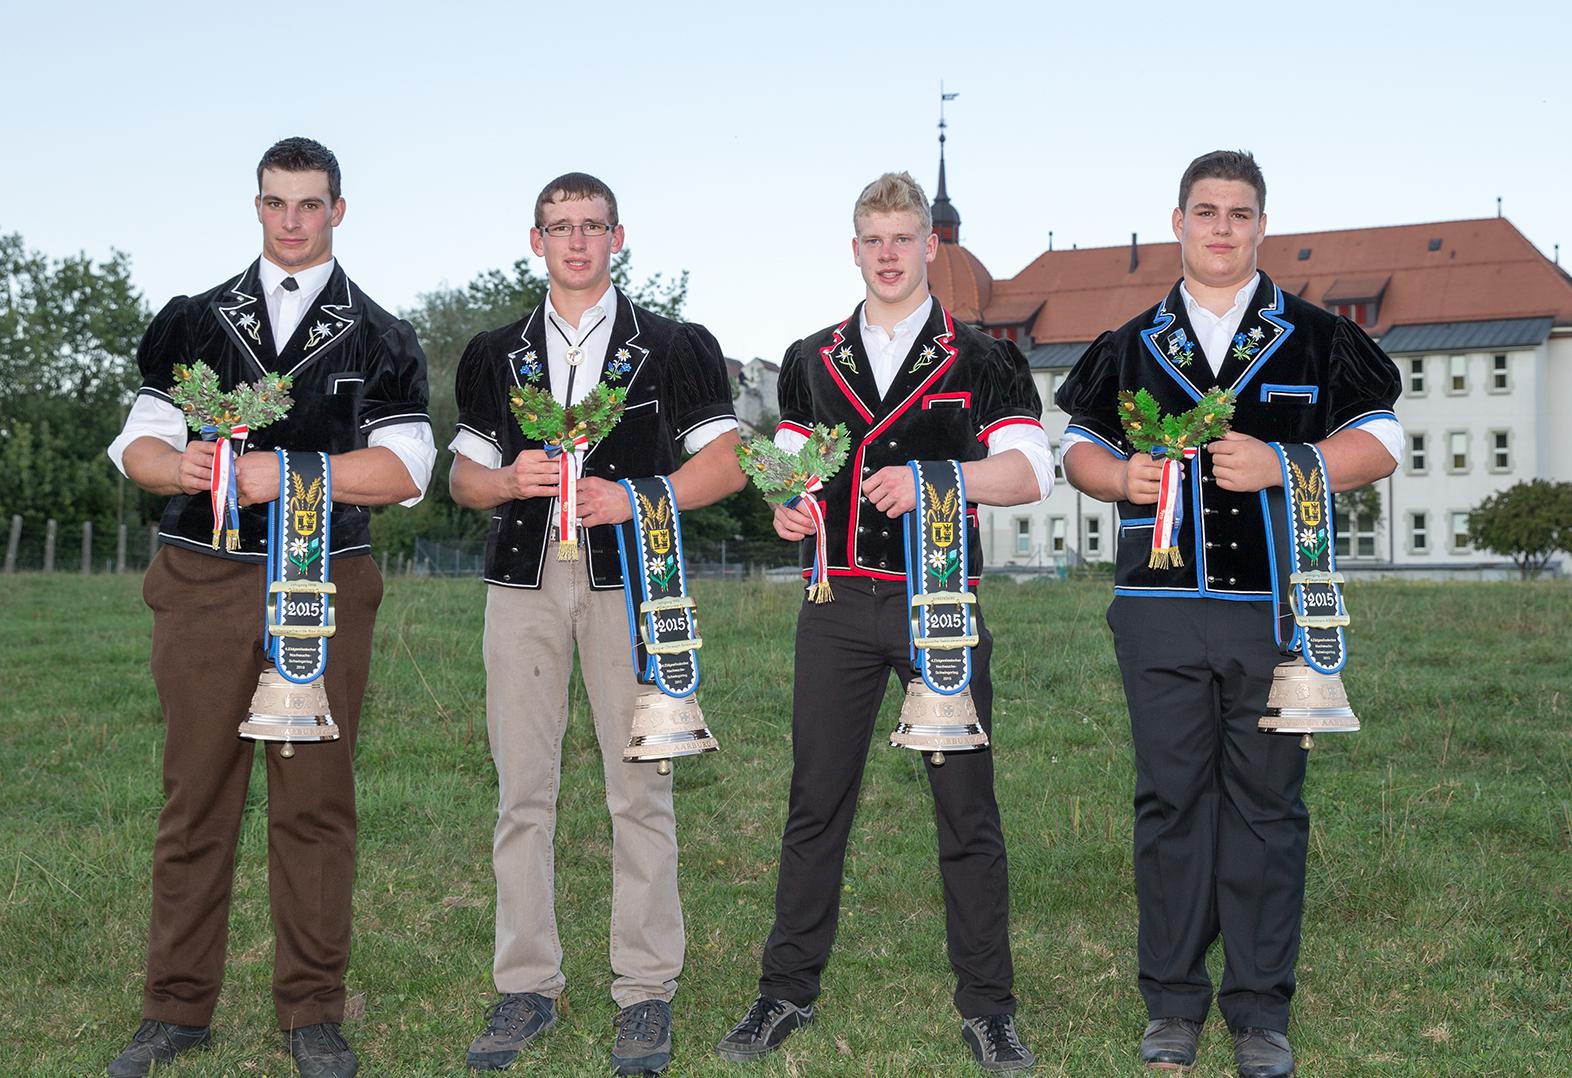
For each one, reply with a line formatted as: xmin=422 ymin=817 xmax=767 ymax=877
xmin=281 ymin=276 xmax=299 ymax=292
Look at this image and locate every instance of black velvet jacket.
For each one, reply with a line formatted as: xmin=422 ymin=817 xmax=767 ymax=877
xmin=454 ymin=290 xmax=735 ymax=590
xmin=778 ymin=301 xmax=1043 ymax=582
xmin=133 ymin=260 xmax=430 ymax=561
xmin=1055 ymin=273 xmax=1400 ymax=599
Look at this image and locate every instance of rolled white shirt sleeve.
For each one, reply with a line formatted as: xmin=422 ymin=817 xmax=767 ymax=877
xmin=682 ymin=416 xmax=739 ymax=455
xmin=369 ymin=421 xmax=437 ymax=507
xmin=107 ymin=395 xmax=188 ymax=476
xmin=448 ymin=429 xmax=504 ymax=470
xmin=988 ymin=423 xmax=1054 ymax=503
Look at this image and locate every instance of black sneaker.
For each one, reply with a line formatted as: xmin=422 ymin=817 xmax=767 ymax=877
xmin=961 ymin=1014 xmax=1036 ymax=1073
xmin=286 ymin=1023 xmax=358 ymax=1078
xmin=611 ymin=999 xmax=672 ymax=1074
xmin=106 ymin=1020 xmax=211 ymax=1077
xmin=465 ymin=992 xmax=557 ymax=1070
xmin=715 ymin=996 xmax=814 ymax=1062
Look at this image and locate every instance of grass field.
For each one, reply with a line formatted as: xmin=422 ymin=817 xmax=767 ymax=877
xmin=1 ymin=573 xmax=1569 ymax=1076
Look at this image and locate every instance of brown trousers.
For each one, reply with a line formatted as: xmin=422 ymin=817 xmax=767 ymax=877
xmin=139 ymin=545 xmax=382 ymax=1030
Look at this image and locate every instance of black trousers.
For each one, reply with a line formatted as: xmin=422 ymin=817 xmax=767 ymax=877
xmin=1107 ymin=596 xmax=1308 ymax=1034
xmin=758 ymin=576 xmax=1015 ymax=1018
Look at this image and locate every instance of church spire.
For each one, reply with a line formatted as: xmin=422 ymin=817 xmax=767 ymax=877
xmin=932 ymin=85 xmax=961 ymax=244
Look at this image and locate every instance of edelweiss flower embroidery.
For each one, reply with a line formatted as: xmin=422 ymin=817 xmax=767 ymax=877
xmin=290 ymin=538 xmax=308 ymax=558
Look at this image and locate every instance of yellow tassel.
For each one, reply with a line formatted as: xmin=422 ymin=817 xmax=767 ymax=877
xmin=807 ymin=579 xmax=835 ymax=604
xmin=225 ymin=532 xmax=241 ymax=553
xmin=557 ymin=538 xmax=579 ymax=561
xmin=210 ymin=529 xmax=222 ymax=550
xmin=1148 ymin=546 xmax=1184 ymax=570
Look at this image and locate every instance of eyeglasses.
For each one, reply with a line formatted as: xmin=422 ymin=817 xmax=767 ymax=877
xmin=538 ymin=221 xmax=614 ymax=238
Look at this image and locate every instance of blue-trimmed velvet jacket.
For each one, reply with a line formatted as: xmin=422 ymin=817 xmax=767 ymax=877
xmin=1055 ymin=273 xmax=1400 ymax=599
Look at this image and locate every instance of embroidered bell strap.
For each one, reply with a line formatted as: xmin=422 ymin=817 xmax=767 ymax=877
xmin=1264 ymin=441 xmax=1348 ymax=674
xmin=903 ymin=460 xmax=978 ymax=695
xmin=265 ymin=450 xmax=335 ymax=683
xmin=202 ymin=423 xmax=249 ymax=551
xmin=1149 ymin=447 xmax=1197 ymax=570
xmin=546 ymin=433 xmax=589 ymax=560
xmin=614 ymin=476 xmax=701 ymax=696
xmin=785 ymin=476 xmax=832 ymax=603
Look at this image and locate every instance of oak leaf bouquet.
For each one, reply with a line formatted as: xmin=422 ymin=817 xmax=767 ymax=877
xmin=508 ymin=381 xmax=626 ymax=560
xmin=1116 ymin=386 xmax=1235 ymax=568
xmin=735 ymin=423 xmax=850 ymax=602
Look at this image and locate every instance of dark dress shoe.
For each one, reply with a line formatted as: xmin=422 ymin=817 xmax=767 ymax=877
xmin=107 ymin=1020 xmax=212 ymax=1076
xmin=1140 ymin=1017 xmax=1201 ymax=1070
xmin=287 ymin=1022 xmax=358 ymax=1078
xmin=1233 ymin=1027 xmax=1294 ymax=1078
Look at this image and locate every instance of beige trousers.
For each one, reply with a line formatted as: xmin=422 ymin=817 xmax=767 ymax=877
xmin=483 ymin=553 xmax=683 ymax=1006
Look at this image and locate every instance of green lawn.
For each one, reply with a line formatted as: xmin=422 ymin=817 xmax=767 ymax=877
xmin=1 ymin=574 xmax=1568 ymax=1076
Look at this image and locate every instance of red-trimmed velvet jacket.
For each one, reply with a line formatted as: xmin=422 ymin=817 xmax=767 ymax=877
xmin=777 ymin=301 xmax=1042 ymax=583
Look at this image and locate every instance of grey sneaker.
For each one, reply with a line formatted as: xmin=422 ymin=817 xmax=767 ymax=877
xmin=1140 ymin=1017 xmax=1201 ymax=1070
xmin=106 ymin=1020 xmax=211 ymax=1076
xmin=465 ymin=992 xmax=557 ymax=1070
xmin=286 ymin=1023 xmax=358 ymax=1078
xmin=715 ymin=996 xmax=814 ymax=1062
xmin=612 ymin=999 xmax=672 ymax=1074
xmin=960 ymin=1014 xmax=1036 ymax=1073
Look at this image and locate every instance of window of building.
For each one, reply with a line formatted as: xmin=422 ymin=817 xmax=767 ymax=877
xmin=1049 ymin=517 xmax=1066 ymax=556
xmin=1051 ymin=444 xmax=1064 ymax=481
xmin=1407 ymin=357 xmax=1426 ymax=396
xmin=1014 ymin=517 xmax=1031 ymax=556
xmin=1334 ymin=509 xmax=1377 ymax=559
xmin=1409 ymin=511 xmax=1428 ymax=554
xmin=1490 ymin=430 xmax=1510 ymax=472
xmin=1448 ymin=430 xmax=1469 ymax=473
xmin=1330 ymin=301 xmax=1378 ymax=326
xmin=1084 ymin=516 xmax=1102 ymax=558
xmin=1451 ymin=511 xmax=1471 ymax=552
xmin=1408 ymin=432 xmax=1427 ymax=474
xmin=1491 ymin=353 xmax=1510 ymax=392
xmin=1448 ymin=354 xmax=1467 ymax=393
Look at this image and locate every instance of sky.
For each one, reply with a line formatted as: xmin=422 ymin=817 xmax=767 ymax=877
xmin=4 ymin=0 xmax=1568 ymax=363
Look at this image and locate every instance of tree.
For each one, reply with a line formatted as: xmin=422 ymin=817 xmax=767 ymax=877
xmin=0 ymin=234 xmax=154 ymax=559
xmin=1467 ymin=479 xmax=1572 ymax=579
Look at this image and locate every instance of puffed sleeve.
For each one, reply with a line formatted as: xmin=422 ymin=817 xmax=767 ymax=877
xmin=133 ymin=295 xmax=196 ymax=404
xmin=1055 ymin=331 xmax=1129 ymax=457
xmin=971 ymin=337 xmax=1043 ymax=443
xmin=1325 ymin=318 xmax=1401 ymax=437
xmin=359 ymin=318 xmax=431 ymax=434
xmin=453 ymin=331 xmax=508 ymax=454
xmin=775 ymin=340 xmax=812 ymax=433
xmin=667 ymin=322 xmax=737 ymax=439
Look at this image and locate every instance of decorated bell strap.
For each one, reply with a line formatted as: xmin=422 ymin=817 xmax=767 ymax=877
xmin=785 ymin=477 xmax=832 ymax=603
xmin=903 ymin=460 xmax=978 ymax=696
xmin=1149 ymin=446 xmax=1197 ymax=570
xmin=1264 ymin=441 xmax=1348 ymax=674
xmin=265 ymin=450 xmax=336 ymax=683
xmin=202 ymin=423 xmax=249 ymax=551
xmin=614 ymin=475 xmax=701 ymax=697
xmin=546 ymin=433 xmax=589 ymax=559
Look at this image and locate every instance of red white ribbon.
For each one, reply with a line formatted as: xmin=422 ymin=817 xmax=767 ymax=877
xmin=552 ymin=433 xmax=589 ymax=557
xmin=1149 ymin=447 xmax=1196 ymax=569
xmin=792 ymin=475 xmax=833 ymax=603
xmin=207 ymin=424 xmax=248 ymax=550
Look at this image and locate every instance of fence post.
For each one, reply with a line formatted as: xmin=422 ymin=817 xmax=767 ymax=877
xmin=116 ymin=524 xmax=127 ymax=573
xmin=44 ymin=519 xmax=58 ymax=572
xmin=3 ymin=515 xmax=19 ymax=574
xmin=82 ymin=521 xmax=94 ymax=574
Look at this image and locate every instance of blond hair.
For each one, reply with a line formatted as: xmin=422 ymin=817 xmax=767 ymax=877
xmin=853 ymin=172 xmax=932 ymax=234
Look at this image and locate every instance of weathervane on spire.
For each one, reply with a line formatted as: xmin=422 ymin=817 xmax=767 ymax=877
xmin=933 ymin=83 xmax=961 ymax=243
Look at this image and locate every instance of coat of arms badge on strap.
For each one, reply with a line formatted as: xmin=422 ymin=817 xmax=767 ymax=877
xmin=1258 ymin=441 xmax=1360 ymax=747
xmin=614 ymin=475 xmax=717 ymax=774
xmin=238 ymin=450 xmax=340 ymax=755
xmin=891 ymin=459 xmax=988 ymax=766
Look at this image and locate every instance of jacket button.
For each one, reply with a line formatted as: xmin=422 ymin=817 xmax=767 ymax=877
xmin=1203 ymin=508 xmax=1217 ymax=516
xmin=1207 ymin=575 xmax=1216 ymax=583
xmin=510 ymin=546 xmax=519 ymax=554
xmin=1205 ymin=542 xmax=1215 ymax=549
xmin=887 ymin=440 xmax=898 ymax=448
xmin=879 ymin=560 xmax=888 ymax=568
xmin=1201 ymin=475 xmax=1213 ymax=483
xmin=881 ymin=529 xmax=890 ymax=538
xmin=1230 ymin=507 xmax=1240 ymax=515
xmin=1230 ymin=541 xmax=1238 ymax=550
xmin=609 ymin=464 xmax=618 ymax=472
xmin=1228 ymin=577 xmax=1237 ymax=585
xmin=858 ymin=526 xmax=866 ymax=534
xmin=862 ymin=466 xmax=872 ymax=476
xmin=515 ymin=519 xmax=524 ymax=526
xmin=503 ymin=574 xmax=512 ymax=582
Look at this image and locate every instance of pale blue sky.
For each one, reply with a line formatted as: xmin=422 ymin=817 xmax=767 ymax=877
xmin=4 ymin=0 xmax=1566 ymax=361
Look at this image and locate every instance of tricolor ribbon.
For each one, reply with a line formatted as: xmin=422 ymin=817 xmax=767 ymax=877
xmin=202 ymin=422 xmax=249 ymax=552
xmin=1149 ymin=446 xmax=1196 ymax=570
xmin=786 ymin=474 xmax=832 ymax=603
xmin=547 ymin=432 xmax=590 ymax=561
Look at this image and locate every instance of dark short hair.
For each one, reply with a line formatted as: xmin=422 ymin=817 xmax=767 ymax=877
xmin=1178 ymin=150 xmax=1265 ymax=213
xmin=257 ymin=137 xmax=342 ymax=202
xmin=534 ymin=172 xmax=619 ymax=228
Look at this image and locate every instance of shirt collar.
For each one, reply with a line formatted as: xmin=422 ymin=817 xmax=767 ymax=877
xmin=860 ymin=295 xmax=934 ymax=340
xmin=1179 ymin=271 xmax=1258 ymax=325
xmin=546 ymin=282 xmax=617 ymax=336
xmin=259 ymin=255 xmax=335 ymax=298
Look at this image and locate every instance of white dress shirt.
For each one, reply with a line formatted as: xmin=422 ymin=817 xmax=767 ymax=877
xmin=448 ymin=284 xmax=738 ymax=469
xmin=107 ymin=255 xmax=436 ymax=506
xmin=1060 ymin=272 xmax=1403 ymax=465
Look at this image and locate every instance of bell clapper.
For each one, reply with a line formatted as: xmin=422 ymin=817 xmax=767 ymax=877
xmin=280 ymin=743 xmax=295 ymax=759
xmin=657 ymin=759 xmax=672 ymax=776
xmin=930 ymin=751 xmax=946 ymax=767
xmin=1300 ymin=734 xmax=1314 ymax=751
